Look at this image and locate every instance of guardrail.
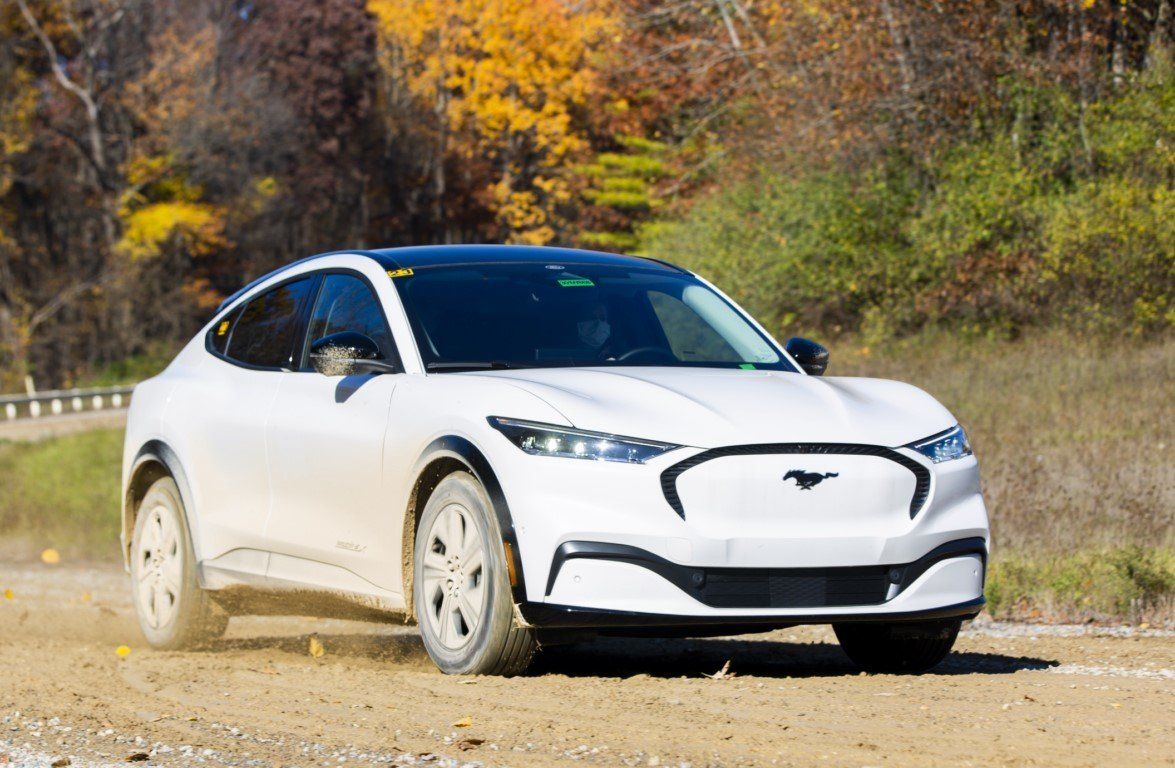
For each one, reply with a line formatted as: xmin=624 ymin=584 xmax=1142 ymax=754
xmin=0 ymin=384 xmax=136 ymax=421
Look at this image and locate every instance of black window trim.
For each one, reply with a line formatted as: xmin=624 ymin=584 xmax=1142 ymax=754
xmin=294 ymin=267 xmax=404 ymax=374
xmin=204 ymin=272 xmax=321 ymax=373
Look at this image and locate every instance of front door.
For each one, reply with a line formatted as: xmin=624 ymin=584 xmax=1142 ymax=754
xmin=264 ymin=272 xmax=404 ymax=595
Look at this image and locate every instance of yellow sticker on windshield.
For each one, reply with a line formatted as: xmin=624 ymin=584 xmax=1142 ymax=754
xmin=216 ymin=320 xmax=230 ymax=336
xmin=387 ymin=268 xmax=414 ymax=279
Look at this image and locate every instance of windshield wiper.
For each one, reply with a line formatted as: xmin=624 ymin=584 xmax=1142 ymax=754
xmin=425 ymin=361 xmax=531 ymax=372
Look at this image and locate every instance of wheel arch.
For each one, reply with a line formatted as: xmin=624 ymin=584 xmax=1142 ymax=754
xmin=402 ymin=436 xmax=527 ymax=620
xmin=123 ymin=440 xmax=200 ymax=571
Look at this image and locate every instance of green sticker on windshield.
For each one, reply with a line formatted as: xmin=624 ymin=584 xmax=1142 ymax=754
xmin=557 ymin=277 xmax=594 ymax=287
xmin=739 ymin=363 xmax=756 ymax=370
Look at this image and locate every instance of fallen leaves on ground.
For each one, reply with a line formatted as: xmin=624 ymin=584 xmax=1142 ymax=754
xmin=116 ymin=645 xmax=131 ymax=658
xmin=308 ymin=635 xmax=325 ymax=658
xmin=451 ymin=716 xmax=472 ymax=728
xmin=707 ymin=660 xmax=735 ymax=680
xmin=41 ymin=548 xmax=61 ymax=565
xmin=3 ymin=588 xmax=12 ymax=600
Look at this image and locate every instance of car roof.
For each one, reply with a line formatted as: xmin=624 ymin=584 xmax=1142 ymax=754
xmin=216 ymin=244 xmax=684 ymax=313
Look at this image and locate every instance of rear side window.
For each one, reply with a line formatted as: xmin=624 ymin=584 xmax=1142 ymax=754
xmin=303 ymin=274 xmax=398 ymax=366
xmin=224 ymin=278 xmax=315 ymax=369
xmin=208 ymin=307 xmax=238 ymax=356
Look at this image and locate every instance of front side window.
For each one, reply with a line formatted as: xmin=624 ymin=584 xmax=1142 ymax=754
xmin=302 ymin=274 xmax=397 ymax=367
xmin=391 ymin=262 xmax=792 ymax=372
xmin=225 ymin=278 xmax=315 ymax=369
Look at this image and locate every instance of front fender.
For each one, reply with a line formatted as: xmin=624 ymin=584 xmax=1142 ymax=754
xmin=123 ymin=440 xmax=201 ymax=572
xmin=408 ymin=435 xmax=528 ymax=606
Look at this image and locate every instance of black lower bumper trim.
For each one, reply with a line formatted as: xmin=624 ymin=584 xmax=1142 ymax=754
xmin=519 ymin=596 xmax=986 ymax=630
xmin=544 ymin=536 xmax=987 ymax=610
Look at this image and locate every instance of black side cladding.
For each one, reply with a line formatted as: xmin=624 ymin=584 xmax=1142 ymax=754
xmin=660 ymin=443 xmax=932 ymax=520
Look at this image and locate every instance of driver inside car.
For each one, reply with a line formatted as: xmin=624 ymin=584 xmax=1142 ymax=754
xmin=576 ymin=301 xmax=612 ymax=350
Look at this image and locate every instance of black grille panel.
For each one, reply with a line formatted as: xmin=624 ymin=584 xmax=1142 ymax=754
xmin=702 ymin=566 xmax=890 ymax=608
xmin=660 ymin=442 xmax=932 ymax=520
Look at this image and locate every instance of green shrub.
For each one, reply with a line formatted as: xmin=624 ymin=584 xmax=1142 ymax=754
xmin=639 ymin=160 xmax=920 ymax=338
xmin=987 ymin=547 xmax=1175 ymax=622
xmin=639 ymin=67 xmax=1174 ymax=339
xmin=1043 ymin=180 xmax=1173 ymax=330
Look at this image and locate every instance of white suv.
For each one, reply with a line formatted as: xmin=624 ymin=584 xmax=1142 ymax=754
xmin=121 ymin=245 xmax=988 ymax=675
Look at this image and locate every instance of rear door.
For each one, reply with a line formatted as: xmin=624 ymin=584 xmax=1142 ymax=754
xmin=264 ymin=271 xmax=404 ymax=594
xmin=179 ymin=276 xmax=317 ymax=572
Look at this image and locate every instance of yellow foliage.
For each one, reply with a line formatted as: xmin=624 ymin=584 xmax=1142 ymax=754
xmin=0 ymin=71 xmax=36 ymax=158
xmin=0 ymin=68 xmax=38 ymax=246
xmin=123 ymin=26 xmax=216 ymax=138
xmin=369 ymin=0 xmax=616 ymax=242
xmin=117 ymin=201 xmax=228 ymax=261
xmin=253 ymin=176 xmax=279 ymax=200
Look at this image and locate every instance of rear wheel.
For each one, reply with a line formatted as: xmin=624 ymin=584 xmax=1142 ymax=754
xmin=833 ymin=618 xmax=960 ymax=673
xmin=130 ymin=477 xmax=228 ymax=649
xmin=414 ymin=471 xmax=536 ymax=675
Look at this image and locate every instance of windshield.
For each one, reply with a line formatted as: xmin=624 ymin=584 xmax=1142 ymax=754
xmin=391 ymin=262 xmax=795 ymax=372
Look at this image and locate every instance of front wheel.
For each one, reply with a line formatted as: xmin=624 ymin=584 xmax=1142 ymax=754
xmin=833 ymin=618 xmax=961 ymax=673
xmin=130 ymin=477 xmax=228 ymax=649
xmin=413 ymin=471 xmax=536 ymax=675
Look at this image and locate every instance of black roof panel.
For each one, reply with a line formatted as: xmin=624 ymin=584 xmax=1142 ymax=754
xmin=217 ymin=245 xmax=682 ymax=312
xmin=366 ymin=244 xmax=679 ymax=271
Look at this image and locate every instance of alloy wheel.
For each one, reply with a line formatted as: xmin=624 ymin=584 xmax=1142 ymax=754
xmin=134 ymin=502 xmax=183 ymax=630
xmin=421 ymin=502 xmax=487 ymax=649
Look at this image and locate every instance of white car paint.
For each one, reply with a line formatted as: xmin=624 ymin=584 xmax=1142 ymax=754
xmin=122 ymin=246 xmax=989 ymax=628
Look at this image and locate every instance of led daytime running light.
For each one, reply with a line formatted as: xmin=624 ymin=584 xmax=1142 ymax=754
xmin=488 ymin=417 xmax=679 ymax=464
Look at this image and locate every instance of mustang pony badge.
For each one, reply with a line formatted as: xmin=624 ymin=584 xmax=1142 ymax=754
xmin=783 ymin=469 xmax=839 ymax=490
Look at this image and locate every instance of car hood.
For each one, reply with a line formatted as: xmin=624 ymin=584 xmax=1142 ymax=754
xmin=471 ymin=367 xmax=955 ymax=449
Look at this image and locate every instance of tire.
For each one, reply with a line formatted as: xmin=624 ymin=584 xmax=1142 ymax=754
xmin=130 ymin=477 xmax=228 ymax=649
xmin=413 ymin=471 xmax=536 ymax=675
xmin=833 ymin=618 xmax=961 ymax=673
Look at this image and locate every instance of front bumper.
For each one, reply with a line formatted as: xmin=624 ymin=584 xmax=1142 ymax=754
xmin=490 ymin=437 xmax=989 ymax=624
xmin=525 ymin=538 xmax=985 ymax=628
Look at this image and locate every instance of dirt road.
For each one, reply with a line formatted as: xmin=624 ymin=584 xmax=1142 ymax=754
xmin=0 ymin=410 xmax=126 ymax=443
xmin=1 ymin=564 xmax=1172 ymax=768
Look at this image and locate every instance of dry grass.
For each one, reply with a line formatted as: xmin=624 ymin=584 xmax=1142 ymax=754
xmin=0 ymin=429 xmax=123 ymax=561
xmin=839 ymin=330 xmax=1174 ymax=623
xmin=838 ymin=330 xmax=1174 ymax=553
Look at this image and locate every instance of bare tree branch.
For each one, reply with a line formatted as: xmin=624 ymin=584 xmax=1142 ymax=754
xmin=14 ymin=0 xmax=108 ymax=181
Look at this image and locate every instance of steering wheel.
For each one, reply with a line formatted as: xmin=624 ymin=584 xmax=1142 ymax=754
xmin=614 ymin=346 xmax=678 ymax=363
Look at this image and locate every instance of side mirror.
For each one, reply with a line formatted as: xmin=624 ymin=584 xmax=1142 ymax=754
xmin=785 ymin=336 xmax=829 ymax=376
xmin=309 ymin=332 xmax=396 ymax=376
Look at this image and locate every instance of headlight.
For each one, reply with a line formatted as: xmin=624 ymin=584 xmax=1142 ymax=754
xmin=487 ymin=417 xmax=680 ymax=464
xmin=906 ymin=424 xmax=973 ymax=463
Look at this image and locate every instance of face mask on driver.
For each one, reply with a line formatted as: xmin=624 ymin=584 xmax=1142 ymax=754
xmin=577 ymin=319 xmax=611 ymax=348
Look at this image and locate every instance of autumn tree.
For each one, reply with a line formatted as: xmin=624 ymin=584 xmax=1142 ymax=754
xmin=227 ymin=0 xmax=378 ymax=250
xmin=369 ymin=0 xmax=616 ymax=244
